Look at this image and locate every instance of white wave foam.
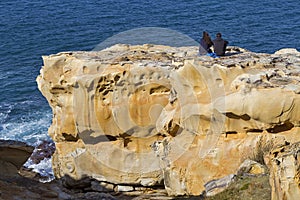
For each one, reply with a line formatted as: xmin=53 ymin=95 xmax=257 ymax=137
xmin=0 ymin=102 xmax=54 ymax=182
xmin=24 ymin=157 xmax=55 ymax=183
xmin=0 ymin=104 xmax=12 ymax=124
xmin=0 ymin=111 xmax=52 ymax=145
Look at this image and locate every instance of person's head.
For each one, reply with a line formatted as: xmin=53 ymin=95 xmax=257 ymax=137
xmin=202 ymin=31 xmax=212 ymax=46
xmin=202 ymin=31 xmax=213 ymax=45
xmin=202 ymin=31 xmax=209 ymax=38
xmin=216 ymin=32 xmax=222 ymax=38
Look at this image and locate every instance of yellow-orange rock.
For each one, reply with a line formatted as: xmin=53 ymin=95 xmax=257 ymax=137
xmin=265 ymin=142 xmax=300 ymax=200
xmin=37 ymin=44 xmax=300 ymax=197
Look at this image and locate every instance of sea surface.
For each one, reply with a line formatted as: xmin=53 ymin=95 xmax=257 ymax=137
xmin=0 ymin=0 xmax=299 ymax=176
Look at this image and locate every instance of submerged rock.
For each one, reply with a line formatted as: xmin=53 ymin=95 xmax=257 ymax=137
xmin=36 ymin=44 xmax=300 ymax=198
xmin=20 ymin=140 xmax=56 ymax=182
xmin=29 ymin=140 xmax=56 ymax=164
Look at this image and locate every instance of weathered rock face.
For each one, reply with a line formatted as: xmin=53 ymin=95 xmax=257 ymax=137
xmin=37 ymin=44 xmax=300 ymax=197
xmin=265 ymin=142 xmax=300 ymax=200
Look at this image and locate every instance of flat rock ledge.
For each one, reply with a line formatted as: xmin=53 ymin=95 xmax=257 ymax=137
xmin=36 ymin=44 xmax=300 ymax=199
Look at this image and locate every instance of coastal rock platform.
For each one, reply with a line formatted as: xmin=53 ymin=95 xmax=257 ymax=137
xmin=36 ymin=44 xmax=300 ymax=199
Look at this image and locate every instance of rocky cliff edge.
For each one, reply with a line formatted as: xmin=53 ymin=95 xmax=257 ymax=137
xmin=36 ymin=44 xmax=300 ymax=198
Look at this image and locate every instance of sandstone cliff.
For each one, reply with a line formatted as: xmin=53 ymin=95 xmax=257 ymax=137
xmin=36 ymin=44 xmax=300 ymax=198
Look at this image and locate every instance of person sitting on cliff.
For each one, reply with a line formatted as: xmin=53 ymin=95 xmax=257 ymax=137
xmin=212 ymin=32 xmax=229 ymax=56
xmin=199 ymin=31 xmax=212 ymax=55
xmin=199 ymin=31 xmax=218 ymax=58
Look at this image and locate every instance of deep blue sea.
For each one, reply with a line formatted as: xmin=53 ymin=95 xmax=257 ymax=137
xmin=0 ymin=0 xmax=299 ymax=146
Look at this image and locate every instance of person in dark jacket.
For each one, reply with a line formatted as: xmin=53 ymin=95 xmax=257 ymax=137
xmin=199 ymin=31 xmax=213 ymax=55
xmin=212 ymin=32 xmax=228 ymax=56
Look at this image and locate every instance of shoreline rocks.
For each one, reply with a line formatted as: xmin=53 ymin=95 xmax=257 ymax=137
xmin=0 ymin=139 xmax=34 ymax=177
xmin=36 ymin=44 xmax=300 ymax=199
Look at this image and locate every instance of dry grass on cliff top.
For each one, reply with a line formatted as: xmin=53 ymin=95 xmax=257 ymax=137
xmin=204 ymin=174 xmax=271 ymax=200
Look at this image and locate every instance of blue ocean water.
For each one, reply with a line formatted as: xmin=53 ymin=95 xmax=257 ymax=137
xmin=0 ymin=0 xmax=299 ymax=146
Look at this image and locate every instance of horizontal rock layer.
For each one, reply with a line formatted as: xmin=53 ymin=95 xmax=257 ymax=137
xmin=37 ymin=44 xmax=300 ymax=197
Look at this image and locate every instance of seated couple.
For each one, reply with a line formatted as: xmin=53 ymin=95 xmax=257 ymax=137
xmin=199 ymin=31 xmax=228 ymax=58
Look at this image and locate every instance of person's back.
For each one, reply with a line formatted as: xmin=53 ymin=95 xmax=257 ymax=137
xmin=213 ymin=33 xmax=228 ymax=56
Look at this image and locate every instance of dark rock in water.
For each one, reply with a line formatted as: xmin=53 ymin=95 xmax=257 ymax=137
xmin=30 ymin=140 xmax=56 ymax=164
xmin=19 ymin=165 xmax=51 ymax=182
xmin=18 ymin=140 xmax=56 ymax=182
xmin=0 ymin=139 xmax=34 ymax=177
